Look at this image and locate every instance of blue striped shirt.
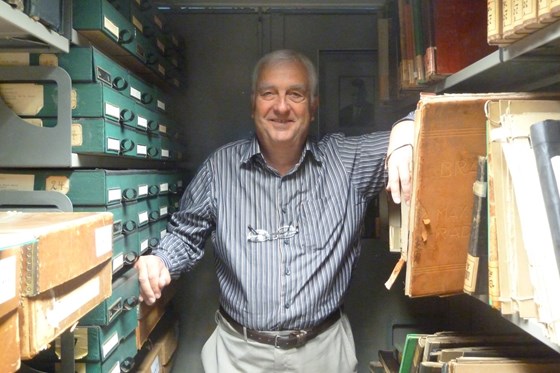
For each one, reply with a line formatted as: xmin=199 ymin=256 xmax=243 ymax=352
xmin=155 ymin=131 xmax=390 ymax=330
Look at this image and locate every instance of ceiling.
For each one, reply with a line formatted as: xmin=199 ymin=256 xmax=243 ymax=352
xmin=155 ymin=0 xmax=387 ymax=11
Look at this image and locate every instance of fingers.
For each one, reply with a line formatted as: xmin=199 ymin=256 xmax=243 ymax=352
xmin=386 ymin=145 xmax=413 ymax=205
xmin=134 ymin=255 xmax=170 ymax=305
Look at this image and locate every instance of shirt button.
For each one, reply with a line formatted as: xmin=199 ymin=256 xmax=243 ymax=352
xmin=285 ymin=267 xmax=291 ymax=276
xmin=281 ymin=207 xmax=287 ymax=213
xmin=285 ymin=302 xmax=290 ymax=309
xmin=284 ymin=239 xmax=289 ymax=245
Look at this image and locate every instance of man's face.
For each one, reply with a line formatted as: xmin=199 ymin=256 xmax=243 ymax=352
xmin=252 ymin=60 xmax=317 ymax=150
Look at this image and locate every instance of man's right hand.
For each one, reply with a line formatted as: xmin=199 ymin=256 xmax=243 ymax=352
xmin=134 ymin=254 xmax=171 ymax=305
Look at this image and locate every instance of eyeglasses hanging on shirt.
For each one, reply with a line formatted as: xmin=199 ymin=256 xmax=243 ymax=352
xmin=247 ymin=223 xmax=299 ymax=242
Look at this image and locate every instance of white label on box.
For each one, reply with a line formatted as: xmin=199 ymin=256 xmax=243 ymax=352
xmin=105 ymin=102 xmax=120 ymax=119
xmin=160 ymin=229 xmax=167 ymax=239
xmin=47 ymin=277 xmax=100 ymax=327
xmin=130 ymin=86 xmax=141 ymax=101
xmin=161 ymin=148 xmax=169 ymax=158
xmin=138 ymin=184 xmax=148 ymax=198
xmin=103 ymin=17 xmax=119 ymax=39
xmin=160 ymin=183 xmax=169 ymax=193
xmin=160 ymin=206 xmax=168 ymax=216
xmin=95 ymin=225 xmax=113 ymax=257
xmin=107 ymin=188 xmax=122 ymax=203
xmin=141 ymin=238 xmax=148 ymax=253
xmin=113 ymin=253 xmax=124 ymax=273
xmin=72 ymin=123 xmax=83 ymax=146
xmin=157 ymin=39 xmax=165 ymax=53
xmin=107 ymin=137 xmax=120 ymax=152
xmin=108 ymin=361 xmax=120 ymax=373
xmin=45 ymin=175 xmax=70 ymax=194
xmin=138 ymin=211 xmax=149 ymax=225
xmin=102 ymin=332 xmax=119 ymax=359
xmin=159 ymin=124 xmax=167 ymax=134
xmin=39 ymin=54 xmax=58 ymax=67
xmin=71 ymin=89 xmax=77 ymax=109
xmin=154 ymin=15 xmax=163 ymax=29
xmin=138 ymin=115 xmax=148 ymax=129
xmin=137 ymin=144 xmax=147 ymax=156
xmin=0 ymin=256 xmax=16 ymax=305
xmin=151 ymin=355 xmax=161 ymax=373
xmin=0 ymin=83 xmax=44 ymax=116
xmin=0 ymin=173 xmax=34 ymax=191
xmin=131 ymin=16 xmax=143 ymax=32
xmin=0 ymin=52 xmax=29 ymax=65
xmin=23 ymin=118 xmax=43 ymax=127
xmin=157 ymin=99 xmax=166 ymax=111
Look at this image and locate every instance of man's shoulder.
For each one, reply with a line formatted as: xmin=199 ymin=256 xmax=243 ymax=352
xmin=205 ymin=137 xmax=253 ymax=164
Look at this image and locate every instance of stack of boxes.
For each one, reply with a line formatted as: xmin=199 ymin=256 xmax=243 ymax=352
xmin=0 ymin=212 xmax=114 ymax=372
xmin=0 ymin=0 xmax=184 ymax=370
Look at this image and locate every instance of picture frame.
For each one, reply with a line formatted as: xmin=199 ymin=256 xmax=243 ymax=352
xmin=317 ymin=49 xmax=378 ymax=137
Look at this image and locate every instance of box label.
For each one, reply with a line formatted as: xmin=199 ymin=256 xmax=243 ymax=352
xmin=45 ymin=175 xmax=70 ymax=194
xmin=0 ymin=256 xmax=16 ymax=305
xmin=95 ymin=225 xmax=113 ymax=257
xmin=107 ymin=137 xmax=121 ymax=152
xmin=0 ymin=52 xmax=29 ymax=65
xmin=103 ymin=17 xmax=120 ymax=40
xmin=72 ymin=123 xmax=83 ymax=146
xmin=0 ymin=83 xmax=44 ymax=115
xmin=46 ymin=277 xmax=100 ymax=327
xmin=0 ymin=174 xmax=35 ymax=190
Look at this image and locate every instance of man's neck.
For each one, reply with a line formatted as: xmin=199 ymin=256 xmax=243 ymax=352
xmin=261 ymin=142 xmax=305 ymax=176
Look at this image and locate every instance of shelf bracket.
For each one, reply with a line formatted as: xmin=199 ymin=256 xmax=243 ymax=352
xmin=0 ymin=66 xmax=72 ymax=167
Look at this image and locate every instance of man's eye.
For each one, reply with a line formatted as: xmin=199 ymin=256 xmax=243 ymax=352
xmin=288 ymin=92 xmax=305 ymax=103
xmin=260 ymin=92 xmax=276 ymax=100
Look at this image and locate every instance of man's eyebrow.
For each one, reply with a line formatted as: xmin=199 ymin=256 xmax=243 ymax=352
xmin=257 ymin=83 xmax=307 ymax=91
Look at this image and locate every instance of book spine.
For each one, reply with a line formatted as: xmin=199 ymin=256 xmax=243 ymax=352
xmin=530 ymin=119 xmax=560 ymax=277
xmin=464 ymin=156 xmax=489 ymax=297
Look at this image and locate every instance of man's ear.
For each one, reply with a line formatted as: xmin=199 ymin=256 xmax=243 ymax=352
xmin=250 ymin=94 xmax=256 ymax=117
xmin=311 ymin=96 xmax=319 ymax=118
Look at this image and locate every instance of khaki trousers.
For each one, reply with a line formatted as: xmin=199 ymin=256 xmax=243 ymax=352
xmin=201 ymin=311 xmax=358 ymax=373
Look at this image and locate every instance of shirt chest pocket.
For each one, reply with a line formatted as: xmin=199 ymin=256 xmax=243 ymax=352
xmin=299 ymin=194 xmax=346 ymax=250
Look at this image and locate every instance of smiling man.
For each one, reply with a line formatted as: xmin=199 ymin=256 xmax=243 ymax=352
xmin=135 ymin=49 xmax=414 ymax=373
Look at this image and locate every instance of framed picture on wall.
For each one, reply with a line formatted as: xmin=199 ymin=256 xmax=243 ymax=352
xmin=317 ymin=49 xmax=379 ymax=137
xmin=338 ymin=75 xmax=375 ymax=128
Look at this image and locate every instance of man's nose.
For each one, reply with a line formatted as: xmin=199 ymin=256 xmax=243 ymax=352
xmin=273 ymin=94 xmax=290 ymax=112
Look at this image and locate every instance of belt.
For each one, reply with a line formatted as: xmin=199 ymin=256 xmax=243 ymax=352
xmin=218 ymin=306 xmax=342 ymax=349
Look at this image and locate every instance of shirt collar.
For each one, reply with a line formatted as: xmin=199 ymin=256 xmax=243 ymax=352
xmin=241 ymin=134 xmax=324 ymax=168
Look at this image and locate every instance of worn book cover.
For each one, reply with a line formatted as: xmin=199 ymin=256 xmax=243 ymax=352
xmin=406 ymin=94 xmax=489 ymax=297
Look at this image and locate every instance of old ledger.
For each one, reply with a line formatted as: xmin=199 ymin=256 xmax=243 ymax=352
xmin=405 ymin=93 xmax=488 ymax=297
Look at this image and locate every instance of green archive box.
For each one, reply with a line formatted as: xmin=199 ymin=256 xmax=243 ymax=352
xmin=0 ymin=169 xmax=144 ymax=206
xmin=80 ymin=268 xmax=139 ymax=326
xmin=127 ymin=72 xmax=155 ymax=109
xmin=73 ymin=305 xmax=138 ymax=363
xmin=73 ymin=0 xmax=136 ymax=54
xmin=146 ymin=195 xmax=169 ymax=222
xmin=138 ymin=224 xmax=156 ymax=254
xmin=133 ymin=101 xmax=159 ymax=133
xmin=72 ymin=117 xmax=152 ymax=159
xmin=57 ymin=46 xmax=129 ymax=91
xmin=57 ymin=331 xmax=136 ymax=373
xmin=130 ymin=170 xmax=159 ymax=200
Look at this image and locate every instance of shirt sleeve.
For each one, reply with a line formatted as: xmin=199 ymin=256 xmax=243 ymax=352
xmin=336 ymin=131 xmax=391 ymax=201
xmin=153 ymin=159 xmax=215 ymax=279
xmin=392 ymin=111 xmax=415 ymax=127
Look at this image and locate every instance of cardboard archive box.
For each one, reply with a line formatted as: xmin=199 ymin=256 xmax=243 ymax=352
xmin=0 ymin=234 xmax=25 ymax=373
xmin=0 ymin=211 xmax=114 ymax=358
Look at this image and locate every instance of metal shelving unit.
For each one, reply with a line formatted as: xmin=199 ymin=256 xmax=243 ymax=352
xmin=433 ymin=19 xmax=560 ymax=94
xmin=0 ymin=1 xmax=70 ymax=53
